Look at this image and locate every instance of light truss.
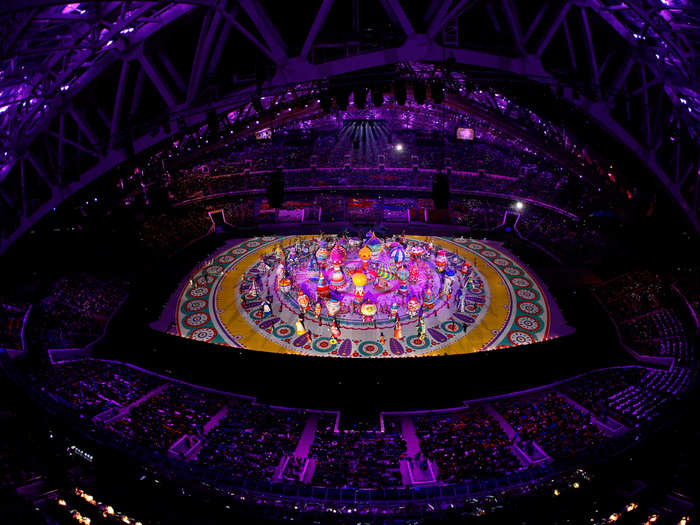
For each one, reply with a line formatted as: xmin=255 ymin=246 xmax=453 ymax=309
xmin=0 ymin=0 xmax=698 ymax=255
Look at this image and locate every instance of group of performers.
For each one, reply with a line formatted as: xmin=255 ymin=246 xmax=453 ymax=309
xmin=241 ymin=232 xmax=481 ymax=351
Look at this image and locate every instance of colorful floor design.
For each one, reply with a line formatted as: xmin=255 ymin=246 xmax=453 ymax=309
xmin=175 ymin=236 xmax=558 ymax=358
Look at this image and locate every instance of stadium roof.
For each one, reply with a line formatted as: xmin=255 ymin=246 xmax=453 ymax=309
xmin=0 ymin=0 xmax=698 ymax=253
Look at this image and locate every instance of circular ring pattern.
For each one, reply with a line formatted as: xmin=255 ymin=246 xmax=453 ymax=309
xmin=518 ymin=302 xmax=542 ymax=315
xmin=188 ymin=286 xmax=209 ymax=298
xmin=261 ymin=236 xmax=277 ymax=242
xmin=441 ymin=321 xmax=463 ymax=334
xmin=177 ymin=235 xmax=553 ymax=358
xmin=405 ymin=335 xmax=431 ymax=350
xmin=185 ymin=299 xmax=207 ymax=312
xmin=184 ymin=312 xmax=210 ymax=327
xmin=196 ymin=275 xmax=216 ymax=286
xmin=510 ymin=277 xmax=532 ymax=288
xmin=508 ymin=331 xmax=535 ymax=345
xmin=515 ymin=315 xmax=541 ymax=332
xmin=358 ymin=341 xmax=383 ymax=356
xmin=205 ymin=264 xmax=224 ymax=275
xmin=190 ymin=326 xmax=217 ymax=342
xmin=312 ymin=337 xmax=333 ymax=353
xmin=272 ymin=324 xmax=294 ymax=339
xmin=516 ymin=288 xmax=538 ymax=301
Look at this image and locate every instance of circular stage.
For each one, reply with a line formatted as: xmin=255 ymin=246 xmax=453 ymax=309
xmin=176 ymin=234 xmax=553 ymax=358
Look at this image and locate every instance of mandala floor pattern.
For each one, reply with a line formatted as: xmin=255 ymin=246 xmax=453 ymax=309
xmin=175 ymin=235 xmax=561 ymax=358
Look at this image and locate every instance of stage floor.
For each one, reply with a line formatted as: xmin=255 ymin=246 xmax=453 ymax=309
xmin=170 ymin=235 xmax=571 ymax=358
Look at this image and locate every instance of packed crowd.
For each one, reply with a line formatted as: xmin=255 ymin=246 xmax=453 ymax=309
xmin=561 ymin=367 xmax=646 ymax=422
xmin=46 ymin=275 xmax=128 ymax=319
xmin=109 ymin=383 xmax=227 ymax=450
xmin=414 ymin=406 xmax=523 ymax=483
xmin=18 ymin=357 xmax=696 ymax=492
xmin=32 ymin=360 xmax=163 ymax=416
xmin=309 ymin=415 xmax=406 ymax=489
xmin=139 ymin=206 xmax=213 ymax=255
xmin=27 ymin=275 xmax=129 ymax=349
xmin=196 ymin=403 xmax=306 ymax=481
xmin=494 ymin=392 xmax=604 ymax=460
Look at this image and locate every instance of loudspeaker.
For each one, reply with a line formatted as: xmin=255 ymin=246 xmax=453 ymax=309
xmin=320 ymin=92 xmax=332 ymax=113
xmin=206 ymin=109 xmax=218 ymax=132
xmin=394 ymin=79 xmax=407 ymax=105
xmin=335 ymin=88 xmax=350 ymax=110
xmin=371 ymin=87 xmax=383 ymax=108
xmin=432 ymin=172 xmax=450 ymax=209
xmin=413 ymin=80 xmax=426 ymax=105
xmin=430 ymin=80 xmax=444 ymax=104
xmin=267 ymin=170 xmax=284 ymax=208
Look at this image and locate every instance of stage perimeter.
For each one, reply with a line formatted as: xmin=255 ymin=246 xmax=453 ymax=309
xmin=171 ymin=235 xmax=570 ymax=358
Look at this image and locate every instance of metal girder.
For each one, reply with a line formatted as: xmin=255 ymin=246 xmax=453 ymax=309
xmin=381 ymin=0 xmax=415 ymax=36
xmin=0 ymin=0 xmax=699 ymax=257
xmin=138 ymin=51 xmax=177 ymax=108
xmin=237 ymin=0 xmax=288 ymax=64
xmin=301 ymin=0 xmax=334 ymax=59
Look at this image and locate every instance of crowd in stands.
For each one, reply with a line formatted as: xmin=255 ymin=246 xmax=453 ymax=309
xmin=32 ymin=360 xmax=162 ymax=416
xmin=414 ymin=406 xmax=523 ymax=483
xmin=561 ymin=367 xmax=646 ymax=423
xmin=594 ymin=271 xmax=697 ymax=362
xmin=451 ymin=197 xmax=508 ymax=230
xmin=196 ymin=404 xmax=306 ymax=481
xmin=494 ymin=392 xmax=604 ymax=460
xmin=47 ymin=275 xmax=128 ymax=319
xmin=595 ymin=271 xmax=663 ymax=319
xmin=12 ymin=349 xmax=695 ymax=493
xmin=140 ymin=206 xmax=213 ymax=255
xmin=109 ymin=383 xmax=226 ymax=450
xmin=167 ymin=122 xmax=595 ymax=212
xmin=27 ymin=275 xmax=128 ymax=349
xmin=309 ymin=415 xmax=406 ymax=488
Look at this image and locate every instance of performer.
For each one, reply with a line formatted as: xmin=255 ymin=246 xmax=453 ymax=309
xmin=418 ymin=313 xmax=426 ymax=342
xmin=379 ymin=332 xmax=386 ymax=345
xmin=261 ymin=298 xmax=272 ymax=317
xmin=330 ymin=319 xmax=341 ymax=341
xmin=393 ymin=314 xmax=403 ymax=340
xmin=295 ymin=315 xmax=306 ymax=336
xmin=458 ymin=288 xmax=466 ymax=313
xmin=314 ymin=302 xmax=322 ymax=324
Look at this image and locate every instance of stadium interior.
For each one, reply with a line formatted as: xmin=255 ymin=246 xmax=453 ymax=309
xmin=0 ymin=1 xmax=699 ymax=524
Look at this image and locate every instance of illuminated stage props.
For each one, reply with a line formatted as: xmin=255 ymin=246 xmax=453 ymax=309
xmin=175 ymin=235 xmax=560 ymax=358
